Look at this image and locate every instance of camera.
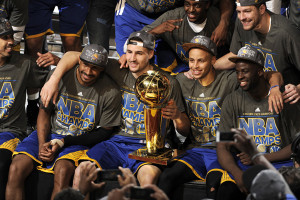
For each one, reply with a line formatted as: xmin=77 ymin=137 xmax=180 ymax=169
xmin=216 ymin=131 xmax=236 ymax=142
xmin=130 ymin=186 xmax=155 ymax=200
xmin=95 ymin=169 xmax=122 ymax=182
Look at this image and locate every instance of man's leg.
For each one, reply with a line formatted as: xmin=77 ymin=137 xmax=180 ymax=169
xmin=0 ymin=149 xmax=12 ymax=200
xmin=158 ymin=161 xmax=198 ymax=198
xmin=60 ymin=36 xmax=82 ymax=52
xmin=6 ymin=154 xmax=35 ymax=200
xmin=86 ymin=0 xmax=117 ymax=52
xmin=51 ymin=159 xmax=76 ymax=200
xmin=136 ymin=164 xmax=162 ymax=186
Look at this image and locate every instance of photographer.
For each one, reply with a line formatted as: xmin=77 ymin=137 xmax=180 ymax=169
xmin=70 ymin=161 xmax=168 ymax=200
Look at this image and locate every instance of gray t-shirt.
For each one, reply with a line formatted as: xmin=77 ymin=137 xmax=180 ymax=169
xmin=289 ymin=0 xmax=300 ymax=28
xmin=219 ymin=88 xmax=300 ymax=153
xmin=0 ymin=0 xmax=28 ymax=26
xmin=126 ymin=0 xmax=184 ymax=19
xmin=105 ymin=59 xmax=186 ymax=139
xmin=230 ymin=12 xmax=300 ymax=86
xmin=0 ymin=52 xmax=49 ymax=139
xmin=44 ymin=66 xmax=122 ymax=136
xmin=143 ymin=6 xmax=220 ymax=65
xmin=176 ymin=70 xmax=238 ymax=148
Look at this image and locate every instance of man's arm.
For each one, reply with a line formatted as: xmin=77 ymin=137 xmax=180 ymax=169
xmin=214 ymin=52 xmax=236 ymax=70
xmin=264 ymin=71 xmax=284 ymax=113
xmin=60 ymin=127 xmax=115 ymax=148
xmin=162 ymin=99 xmax=190 ymax=137
xmin=40 ymin=51 xmax=80 ymax=108
xmin=36 ymin=107 xmax=53 ymax=162
xmin=217 ymin=142 xmax=247 ymax=193
xmin=211 ymin=0 xmax=234 ymax=46
xmin=264 ymin=144 xmax=292 ymax=162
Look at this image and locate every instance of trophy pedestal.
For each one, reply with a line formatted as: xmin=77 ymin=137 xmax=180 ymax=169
xmin=128 ymin=146 xmax=173 ymax=165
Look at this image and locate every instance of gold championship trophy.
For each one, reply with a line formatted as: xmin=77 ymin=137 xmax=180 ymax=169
xmin=128 ymin=70 xmax=173 ymax=165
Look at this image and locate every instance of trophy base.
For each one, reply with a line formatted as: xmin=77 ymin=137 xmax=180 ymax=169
xmin=128 ymin=146 xmax=173 ymax=165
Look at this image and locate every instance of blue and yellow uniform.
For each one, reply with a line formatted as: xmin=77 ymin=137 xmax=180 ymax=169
xmin=14 ymin=67 xmax=121 ymax=173
xmin=80 ymin=59 xmax=186 ymax=174
xmin=25 ymin=0 xmax=89 ymax=39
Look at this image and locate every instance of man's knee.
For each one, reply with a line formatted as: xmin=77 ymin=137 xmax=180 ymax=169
xmin=137 ymin=165 xmax=161 ymax=186
xmin=54 ymin=160 xmax=76 ymax=180
xmin=8 ymin=154 xmax=34 ymax=183
xmin=61 ymin=36 xmax=82 ymax=52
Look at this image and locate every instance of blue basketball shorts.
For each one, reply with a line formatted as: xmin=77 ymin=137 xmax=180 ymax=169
xmin=25 ymin=0 xmax=89 ymax=39
xmin=14 ymin=131 xmax=88 ymax=173
xmin=0 ymin=132 xmax=19 ymax=152
xmin=79 ymin=135 xmax=151 ymax=174
xmin=173 ymin=148 xmax=224 ymax=181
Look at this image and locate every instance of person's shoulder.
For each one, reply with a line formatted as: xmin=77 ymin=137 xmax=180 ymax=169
xmin=271 ymin=12 xmax=299 ymax=35
xmin=107 ymin=58 xmax=120 ymax=67
xmin=8 ymin=52 xmax=35 ymax=68
xmin=161 ymin=6 xmax=186 ymax=18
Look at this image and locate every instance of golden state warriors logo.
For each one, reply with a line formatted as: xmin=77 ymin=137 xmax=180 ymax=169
xmin=0 ymin=82 xmax=15 ymax=119
xmin=91 ymin=53 xmax=99 ymax=61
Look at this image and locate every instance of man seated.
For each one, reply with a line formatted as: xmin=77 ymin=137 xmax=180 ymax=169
xmin=5 ymin=44 xmax=122 ymax=200
xmin=39 ymin=30 xmax=190 ymax=187
xmin=215 ymin=0 xmax=300 ymax=104
xmin=158 ymin=36 xmax=282 ymax=199
xmin=0 ymin=18 xmax=49 ymax=200
xmin=217 ymin=46 xmax=300 ymax=196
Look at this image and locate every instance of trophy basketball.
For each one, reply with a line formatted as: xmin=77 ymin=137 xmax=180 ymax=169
xmin=128 ymin=70 xmax=173 ymax=165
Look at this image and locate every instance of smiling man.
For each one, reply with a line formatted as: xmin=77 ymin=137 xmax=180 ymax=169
xmin=5 ymin=44 xmax=122 ymax=200
xmin=214 ymin=0 xmax=300 ymax=105
xmin=38 ymin=31 xmax=190 ymax=188
xmin=0 ymin=18 xmax=49 ymax=200
xmin=141 ymin=0 xmax=229 ymax=73
xmin=158 ymin=36 xmax=282 ymax=199
xmin=217 ymin=45 xmax=300 ymax=196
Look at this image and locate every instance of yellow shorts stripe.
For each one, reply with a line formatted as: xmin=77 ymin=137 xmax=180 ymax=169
xmin=37 ymin=150 xmax=86 ymax=174
xmin=13 ymin=151 xmax=43 ymax=165
xmin=25 ymin=28 xmax=54 ymax=39
xmin=60 ymin=23 xmax=85 ymax=37
xmin=78 ymin=150 xmax=103 ymax=170
xmin=174 ymin=159 xmax=205 ymax=181
xmin=220 ymin=171 xmax=236 ymax=184
xmin=1 ymin=138 xmax=20 ymax=153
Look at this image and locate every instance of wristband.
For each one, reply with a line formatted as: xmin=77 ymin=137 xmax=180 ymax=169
xmin=269 ymin=85 xmax=279 ymax=91
xmin=251 ymin=152 xmax=264 ymax=161
xmin=50 ymin=139 xmax=64 ymax=148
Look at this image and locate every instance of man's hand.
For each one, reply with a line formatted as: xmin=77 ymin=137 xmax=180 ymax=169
xmin=144 ymin=184 xmax=169 ymax=200
xmin=162 ymin=99 xmax=181 ymax=120
xmin=117 ymin=166 xmax=137 ymax=187
xmin=78 ymin=161 xmax=105 ymax=196
xmin=283 ymin=84 xmax=300 ymax=104
xmin=119 ymin=54 xmax=128 ymax=69
xmin=268 ymin=86 xmax=283 ymax=114
xmin=38 ymin=142 xmax=56 ymax=162
xmin=183 ymin=70 xmax=194 ymax=79
xmin=149 ymin=19 xmax=183 ymax=35
xmin=40 ymin=77 xmax=60 ymax=108
xmin=234 ymin=171 xmax=248 ymax=194
xmin=231 ymin=129 xmax=259 ymax=158
xmin=36 ymin=52 xmax=60 ymax=67
xmin=237 ymin=152 xmax=252 ymax=165
xmin=210 ymin=21 xmax=228 ymax=47
xmin=107 ymin=184 xmax=133 ymax=200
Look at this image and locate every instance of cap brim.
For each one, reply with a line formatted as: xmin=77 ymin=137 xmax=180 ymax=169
xmin=80 ymin=58 xmax=106 ymax=68
xmin=242 ymin=165 xmax=268 ymax=191
xmin=182 ymin=43 xmax=215 ymax=55
xmin=228 ymin=56 xmax=264 ymax=67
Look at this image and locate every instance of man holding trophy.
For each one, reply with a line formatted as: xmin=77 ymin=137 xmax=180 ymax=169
xmin=40 ymin=31 xmax=190 ymax=186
